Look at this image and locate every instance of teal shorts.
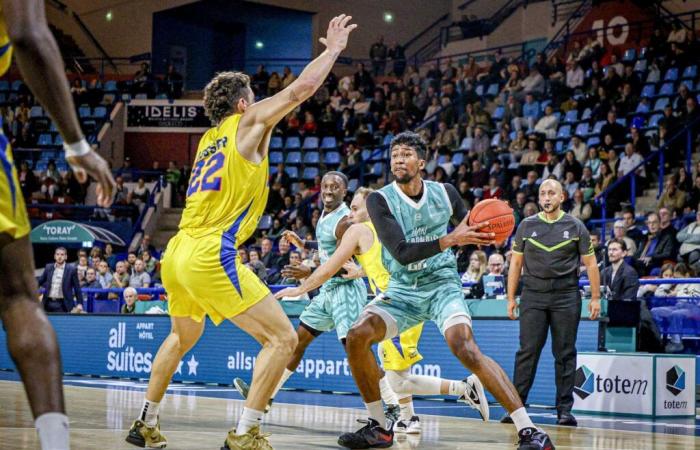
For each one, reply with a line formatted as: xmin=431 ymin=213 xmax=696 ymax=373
xmin=299 ymin=278 xmax=368 ymax=340
xmin=364 ymin=273 xmax=472 ymax=339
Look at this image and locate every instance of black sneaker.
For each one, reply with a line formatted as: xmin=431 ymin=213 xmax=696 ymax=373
xmin=338 ymin=418 xmax=394 ymax=449
xmin=517 ymin=427 xmax=555 ymax=450
xmin=500 ymin=413 xmax=513 ymax=424
xmin=556 ymin=412 xmax=577 ymax=427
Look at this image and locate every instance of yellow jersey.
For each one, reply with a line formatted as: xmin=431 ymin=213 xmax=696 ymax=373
xmin=0 ymin=9 xmax=12 ymax=77
xmin=355 ymin=221 xmax=390 ymax=294
xmin=179 ymin=113 xmax=268 ymax=243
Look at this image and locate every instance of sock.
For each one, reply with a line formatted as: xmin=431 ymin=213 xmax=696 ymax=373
xmin=399 ymin=399 xmax=415 ymax=421
xmin=35 ymin=412 xmax=70 ymax=450
xmin=448 ymin=379 xmax=468 ymax=396
xmin=271 ymin=368 xmax=294 ymax=400
xmin=236 ymin=407 xmax=264 ymax=435
xmin=510 ymin=407 xmax=535 ymax=432
xmin=365 ymin=400 xmax=385 ymax=426
xmin=379 ymin=375 xmax=399 ymax=405
xmin=140 ymin=398 xmax=160 ymax=427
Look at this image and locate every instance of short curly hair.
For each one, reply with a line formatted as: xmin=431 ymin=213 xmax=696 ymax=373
xmin=203 ymin=72 xmax=252 ymax=125
xmin=390 ymin=131 xmax=427 ymax=159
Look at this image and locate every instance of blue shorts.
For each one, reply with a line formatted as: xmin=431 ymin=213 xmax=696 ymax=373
xmin=299 ymin=278 xmax=367 ymax=340
xmin=364 ymin=273 xmax=472 ymax=339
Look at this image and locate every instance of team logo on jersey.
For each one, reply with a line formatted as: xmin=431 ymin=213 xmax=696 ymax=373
xmin=563 ymin=230 xmax=570 ymax=239
xmin=531 ymin=231 xmax=537 ymax=237
xmin=415 ymin=213 xmax=422 ymax=221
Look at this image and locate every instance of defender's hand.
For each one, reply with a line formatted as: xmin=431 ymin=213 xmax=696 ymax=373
xmin=275 ymin=287 xmax=303 ymax=300
xmin=319 ymin=14 xmax=358 ymax=54
xmin=281 ymin=264 xmax=312 ymax=280
xmin=281 ymin=230 xmax=304 ymax=249
xmin=66 ymin=150 xmax=116 ymax=207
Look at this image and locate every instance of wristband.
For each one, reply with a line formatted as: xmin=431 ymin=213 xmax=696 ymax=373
xmin=63 ymin=139 xmax=91 ymax=158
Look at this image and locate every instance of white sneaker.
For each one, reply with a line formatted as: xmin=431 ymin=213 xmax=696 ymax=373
xmin=459 ymin=374 xmax=490 ymax=421
xmin=393 ymin=415 xmax=421 ymax=434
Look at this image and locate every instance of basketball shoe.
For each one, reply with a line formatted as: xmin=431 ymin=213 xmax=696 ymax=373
xmin=222 ymin=425 xmax=273 ymax=450
xmin=393 ymin=415 xmax=421 ymax=434
xmin=458 ymin=374 xmax=490 ymax=421
xmin=517 ymin=427 xmax=555 ymax=450
xmin=338 ymin=418 xmax=394 ymax=449
xmin=233 ymin=378 xmax=273 ymax=413
xmin=125 ymin=419 xmax=167 ymax=448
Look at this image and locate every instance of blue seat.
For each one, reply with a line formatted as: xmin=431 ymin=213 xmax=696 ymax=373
xmin=575 ymin=122 xmax=590 ymax=136
xmin=269 ymin=165 xmax=278 ymax=176
xmin=30 ymin=106 xmax=44 ymax=118
xmin=93 ymin=299 xmax=120 ymax=313
xmin=492 ymin=106 xmax=504 ymax=120
xmin=682 ymin=65 xmax=697 ymax=80
xmin=0 ymin=80 xmax=9 ymax=91
xmin=586 ymin=136 xmax=600 ymax=147
xmin=556 ymin=141 xmax=564 ymax=153
xmin=54 ymin=135 xmax=64 ymax=146
xmin=371 ymin=162 xmax=385 ymax=177
xmin=285 ymin=151 xmax=302 ymax=164
xmin=35 ymin=161 xmax=48 ymax=171
xmin=324 ymin=151 xmax=341 ymax=165
xmin=120 ymin=92 xmax=132 ymax=103
xmin=556 ymin=125 xmax=571 ymax=139
xmin=475 ymin=85 xmax=484 ymax=97
xmin=592 ymin=120 xmax=606 ymax=135
xmin=78 ymin=106 xmax=91 ymax=118
xmin=639 ymin=47 xmax=648 ymax=58
xmin=540 ymin=99 xmax=552 ymax=110
xmin=648 ymin=113 xmax=663 ymax=128
xmin=348 ymin=179 xmax=359 ymax=192
xmin=382 ymin=134 xmax=393 ymax=145
xmin=285 ymin=166 xmax=299 ymax=179
xmin=681 ymin=80 xmax=694 ymax=92
xmin=320 ymin=136 xmax=337 ymax=150
xmin=623 ymin=48 xmax=636 ymax=62
xmin=104 ymin=80 xmax=118 ymax=92
xmin=658 ymin=82 xmax=674 ymax=97
xmin=370 ymin=148 xmax=386 ymax=162
xmin=135 ymin=93 xmax=148 ymax=100
xmin=11 ymin=80 xmax=22 ymax=91
xmin=616 ymin=118 xmax=627 ymax=127
xmin=581 ymin=108 xmax=592 ymax=120
xmin=641 ymin=84 xmax=655 ymax=98
xmin=437 ymin=155 xmax=447 ymax=165
xmin=653 ymin=97 xmax=669 ymax=111
xmin=38 ymin=134 xmax=53 ymax=146
xmin=452 ymin=152 xmax=464 ymax=166
xmin=635 ymin=102 xmax=650 ymax=114
xmin=302 ymin=167 xmax=319 ymax=180
xmin=302 ymin=136 xmax=319 ymax=150
xmin=284 ymin=136 xmax=301 ymax=150
xmin=633 ymin=59 xmax=647 ymax=73
xmin=564 ymin=110 xmax=578 ymax=123
xmin=664 ymin=68 xmax=679 ymax=81
xmin=258 ymin=215 xmax=272 ymax=230
xmin=303 ymin=151 xmax=320 ymax=165
xmin=486 ymin=83 xmax=500 ymax=97
xmin=459 ymin=137 xmax=472 ymax=150
xmin=155 ymin=93 xmax=168 ymax=100
xmin=92 ymin=106 xmax=107 ymax=118
xmin=269 ymin=136 xmax=283 ymax=149
xmin=361 ymin=149 xmax=372 ymax=160
xmin=269 ymin=151 xmax=283 ymax=164
xmin=490 ymin=134 xmax=500 ymax=147
xmin=0 ymin=93 xmax=5 ymax=103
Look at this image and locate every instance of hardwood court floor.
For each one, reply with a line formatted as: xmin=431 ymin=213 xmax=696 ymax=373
xmin=0 ymin=379 xmax=698 ymax=449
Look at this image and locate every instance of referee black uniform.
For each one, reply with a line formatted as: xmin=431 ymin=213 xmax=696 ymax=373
xmin=508 ymin=210 xmax=593 ymax=424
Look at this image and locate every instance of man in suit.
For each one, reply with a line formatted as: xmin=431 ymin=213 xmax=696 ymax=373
xmin=634 ymin=212 xmax=676 ymax=275
xmin=37 ymin=247 xmax=82 ymax=313
xmin=601 ymin=238 xmax=639 ymax=301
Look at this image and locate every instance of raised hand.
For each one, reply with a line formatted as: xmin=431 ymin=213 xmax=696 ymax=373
xmin=319 ymin=14 xmax=358 ymax=54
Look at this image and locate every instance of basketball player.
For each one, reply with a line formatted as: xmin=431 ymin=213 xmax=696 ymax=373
xmin=125 ymin=15 xmax=357 ymax=449
xmin=273 ymin=187 xmax=491 ymax=433
xmin=338 ymin=132 xmax=555 ymax=450
xmin=233 ymin=172 xmax=391 ymax=420
xmin=0 ymin=2 xmax=116 ymax=450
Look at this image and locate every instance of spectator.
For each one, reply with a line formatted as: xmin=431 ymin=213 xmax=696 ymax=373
xmin=387 ymin=41 xmax=406 ymax=76
xmin=132 ymin=177 xmax=150 ymax=210
xmin=113 ymin=176 xmax=132 ymax=206
xmin=519 ymin=139 xmax=541 ymax=178
xmin=164 ymin=64 xmax=184 ymax=98
xmin=84 ymin=268 xmax=100 ymax=289
xmin=594 ymin=162 xmax=615 ymax=196
xmin=121 ymin=287 xmax=138 ymax=314
xmin=461 ymin=250 xmax=486 ymax=296
xmin=565 ymin=61 xmax=584 ymax=91
xmin=129 ymin=259 xmax=151 ymax=288
xmin=622 ymin=207 xmax=645 ymax=248
xmin=110 ymin=261 xmax=130 ymax=299
xmin=563 ymin=172 xmax=579 ymax=199
xmin=470 ymin=253 xmax=508 ymax=299
xmin=600 ymin=111 xmax=626 ymax=146
xmin=96 ymin=261 xmax=113 ymax=289
xmin=521 ymin=66 xmax=545 ymax=97
xmin=651 ymin=263 xmax=700 ymax=353
xmin=618 ymin=142 xmax=645 ymax=185
xmin=267 ymin=72 xmax=282 ymax=96
xmin=569 ymin=135 xmax=587 ymax=164
xmin=76 ymin=254 xmax=89 ymax=284
xmin=247 ymin=249 xmax=268 ymax=283
xmin=610 ymin=220 xmax=637 ymax=257
xmin=37 ymin=247 xmax=82 ymax=313
xmin=562 ymin=150 xmax=583 ymax=180
xmin=137 ymin=235 xmax=156 ymax=257
xmin=281 ymin=66 xmax=296 ymax=88
xmin=534 ymin=104 xmax=559 ymax=139
xmin=601 ymin=238 xmax=639 ymax=301
xmin=568 ymin=189 xmax=591 ymax=221
xmin=657 ymin=178 xmax=686 ymax=215
xmin=17 ymin=160 xmax=38 ymax=199
xmin=635 ymin=212 xmax=675 ymax=275
xmin=678 ymin=207 xmax=700 ymax=272
xmin=165 ymin=161 xmax=181 ymax=187
xmin=251 ymin=64 xmax=270 ymax=96
xmin=483 ymin=176 xmax=504 ymax=200
xmin=142 ymin=250 xmax=159 ymax=276
xmin=369 ymin=36 xmax=388 ymax=76
xmin=520 ymin=93 xmax=540 ymax=130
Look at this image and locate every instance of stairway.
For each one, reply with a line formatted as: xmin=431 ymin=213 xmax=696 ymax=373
xmin=151 ymin=208 xmax=183 ymax=250
xmin=631 ymin=152 xmax=699 ymax=213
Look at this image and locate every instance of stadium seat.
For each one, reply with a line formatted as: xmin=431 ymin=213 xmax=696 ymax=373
xmin=302 ymin=167 xmax=319 ymax=180
xmin=641 ymin=84 xmax=655 ymax=98
xmin=269 ymin=151 xmax=283 ymax=165
xmin=0 ymin=93 xmax=5 ymax=103
xmin=575 ymin=122 xmax=589 ymax=136
xmin=475 ymin=85 xmax=484 ymax=97
xmin=258 ymin=215 xmax=272 ymax=230
xmin=302 ymin=136 xmax=319 ymax=150
xmin=490 ymin=134 xmax=500 ymax=147
xmin=592 ymin=120 xmax=605 ymax=135
xmin=492 ymin=106 xmax=504 ymax=120
xmin=564 ymin=110 xmax=578 ymax=123
xmin=616 ymin=118 xmax=627 ymax=127
xmin=639 ymin=47 xmax=648 ymax=59
xmin=648 ymin=113 xmax=663 ymax=128
xmin=658 ymin=82 xmax=674 ymax=97
xmin=269 ymin=165 xmax=278 ymax=176
xmin=664 ymin=68 xmax=679 ymax=81
xmin=486 ymin=83 xmax=500 ymax=97
xmin=371 ymin=162 xmax=385 ymax=177
xmin=92 ymin=106 xmax=108 ymax=118
xmin=29 ymin=106 xmax=44 ymax=118
xmin=285 ymin=166 xmax=299 ymax=179
xmin=382 ymin=134 xmax=393 ymax=145
xmin=0 ymin=80 xmax=9 ymax=92
xmin=78 ymin=106 xmax=91 ymax=118
xmin=285 ymin=136 xmax=301 ymax=150
xmin=135 ymin=93 xmax=148 ymax=100
xmin=556 ymin=141 xmax=564 ymax=153
xmin=540 ymin=99 xmax=552 ymax=110
xmin=459 ymin=137 xmax=472 ymax=151
xmin=11 ymin=80 xmax=22 ymax=91
xmin=320 ymin=136 xmax=337 ymax=150
xmin=653 ymin=97 xmax=669 ymax=111
xmin=556 ymin=125 xmax=571 ymax=139
xmin=635 ymin=102 xmax=650 ymax=114
xmin=120 ymin=93 xmax=132 ymax=103
xmin=324 ymin=151 xmax=341 ymax=165
xmin=38 ymin=134 xmax=53 ymax=146
xmin=285 ymin=151 xmax=301 ymax=164
xmin=155 ymin=93 xmax=168 ymax=100
xmin=622 ymin=48 xmax=636 ymax=62
xmin=682 ymin=80 xmax=694 ymax=92
xmin=348 ymin=179 xmax=359 ymax=192
xmin=370 ymin=148 xmax=386 ymax=162
xmin=104 ymin=80 xmax=118 ymax=92
xmin=361 ymin=149 xmax=372 ymax=160
xmin=586 ymin=136 xmax=600 ymax=147
xmin=54 ymin=135 xmax=64 ymax=146
xmin=303 ymin=151 xmax=320 ymax=165
xmin=452 ymin=152 xmax=464 ymax=166
xmin=581 ymin=108 xmax=592 ymax=120
xmin=269 ymin=136 xmax=283 ymax=149
xmin=633 ymin=59 xmax=647 ymax=73
xmin=682 ymin=65 xmax=697 ymax=80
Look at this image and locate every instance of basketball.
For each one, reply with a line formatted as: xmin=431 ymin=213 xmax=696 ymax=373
xmin=468 ymin=199 xmax=515 ymax=245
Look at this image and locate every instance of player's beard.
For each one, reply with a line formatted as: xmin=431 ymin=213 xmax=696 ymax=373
xmin=393 ymin=168 xmax=417 ymax=184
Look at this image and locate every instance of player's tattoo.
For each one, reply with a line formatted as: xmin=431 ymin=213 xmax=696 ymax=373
xmin=289 ymin=87 xmax=301 ymax=103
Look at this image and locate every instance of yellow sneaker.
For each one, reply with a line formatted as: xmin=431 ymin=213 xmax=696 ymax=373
xmin=125 ymin=419 xmax=167 ymax=448
xmin=222 ymin=425 xmax=273 ymax=450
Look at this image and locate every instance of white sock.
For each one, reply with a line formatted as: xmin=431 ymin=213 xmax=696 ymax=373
xmin=271 ymin=368 xmax=294 ymax=400
xmin=365 ymin=400 xmax=385 ymax=426
xmin=399 ymin=400 xmax=415 ymax=421
xmin=448 ymin=379 xmax=468 ymax=396
xmin=402 ymin=374 xmax=442 ymax=395
xmin=379 ymin=375 xmax=399 ymax=405
xmin=139 ymin=398 xmax=160 ymax=427
xmin=35 ymin=412 xmax=70 ymax=450
xmin=236 ymin=407 xmax=264 ymax=435
xmin=510 ymin=407 xmax=535 ymax=431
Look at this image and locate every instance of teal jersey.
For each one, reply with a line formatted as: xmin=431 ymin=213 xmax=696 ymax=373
xmin=377 ymin=181 xmax=457 ymax=288
xmin=316 ymin=203 xmax=356 ymax=288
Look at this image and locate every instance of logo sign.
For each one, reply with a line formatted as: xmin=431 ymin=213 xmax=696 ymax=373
xmin=655 ymin=357 xmax=695 ymax=417
xmin=126 ymin=100 xmax=210 ymax=131
xmin=574 ymin=365 xmax=594 ymax=399
xmin=666 ymin=365 xmax=685 ymax=396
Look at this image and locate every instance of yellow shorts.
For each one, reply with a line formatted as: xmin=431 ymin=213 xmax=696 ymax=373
xmin=379 ymin=323 xmax=424 ymax=371
xmin=161 ymin=230 xmax=270 ymax=325
xmin=0 ymin=137 xmax=30 ymax=240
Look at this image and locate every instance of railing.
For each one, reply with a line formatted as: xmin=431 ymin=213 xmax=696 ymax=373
xmin=541 ymin=0 xmax=592 ymax=56
xmin=594 ymin=116 xmax=700 ymax=241
xmin=405 ymin=13 xmax=451 ymax=67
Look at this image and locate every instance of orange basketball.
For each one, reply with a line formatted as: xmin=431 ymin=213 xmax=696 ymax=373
xmin=467 ymin=199 xmax=515 ymax=245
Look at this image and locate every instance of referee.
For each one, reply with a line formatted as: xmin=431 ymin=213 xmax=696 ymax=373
xmin=504 ymin=179 xmax=600 ymax=426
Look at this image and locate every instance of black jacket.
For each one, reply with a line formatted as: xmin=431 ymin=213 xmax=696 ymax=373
xmin=601 ymin=262 xmax=639 ymax=301
xmin=37 ymin=263 xmax=82 ymax=312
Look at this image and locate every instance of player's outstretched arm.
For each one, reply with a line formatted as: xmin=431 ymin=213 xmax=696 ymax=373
xmin=4 ymin=0 xmax=115 ymax=206
xmin=274 ymin=224 xmax=364 ymax=299
xmin=242 ymin=14 xmax=357 ymax=130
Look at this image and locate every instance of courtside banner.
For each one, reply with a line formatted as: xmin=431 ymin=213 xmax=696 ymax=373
xmin=0 ymin=315 xmax=598 ymax=406
xmin=654 ymin=355 xmax=696 ymax=417
xmin=125 ymin=100 xmax=210 ymax=132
